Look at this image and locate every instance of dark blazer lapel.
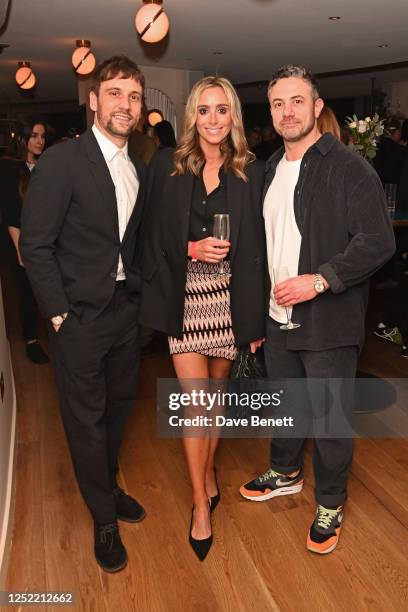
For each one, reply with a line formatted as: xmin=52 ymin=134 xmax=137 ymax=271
xmin=82 ymin=130 xmax=119 ymax=238
xmin=122 ymin=154 xmax=146 ymax=244
xmin=227 ymin=170 xmax=244 ymax=262
xmin=176 ymin=171 xmax=195 ymax=252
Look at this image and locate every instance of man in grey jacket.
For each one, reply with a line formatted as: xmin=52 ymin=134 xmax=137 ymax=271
xmin=240 ymin=65 xmax=395 ymax=555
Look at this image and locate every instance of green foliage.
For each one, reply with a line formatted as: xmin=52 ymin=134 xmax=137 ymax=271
xmin=345 ymin=114 xmax=385 ymax=161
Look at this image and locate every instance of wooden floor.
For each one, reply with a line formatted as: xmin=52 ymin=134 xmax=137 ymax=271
xmin=3 ymin=270 xmax=408 ymax=612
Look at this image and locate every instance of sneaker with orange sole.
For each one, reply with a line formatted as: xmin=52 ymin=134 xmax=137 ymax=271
xmin=239 ymin=467 xmax=304 ymax=501
xmin=306 ymin=504 xmax=344 ymax=554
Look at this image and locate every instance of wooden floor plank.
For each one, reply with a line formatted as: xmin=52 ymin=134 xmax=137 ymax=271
xmin=218 ymin=440 xmax=399 ymax=612
xmin=5 ymin=441 xmax=46 ymax=594
xmin=352 ymin=439 xmax=408 ymax=528
xmin=3 ymin=271 xmax=408 ymax=612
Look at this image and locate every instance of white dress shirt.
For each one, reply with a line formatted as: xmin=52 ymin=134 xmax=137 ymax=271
xmin=92 ymin=124 xmax=139 ymax=280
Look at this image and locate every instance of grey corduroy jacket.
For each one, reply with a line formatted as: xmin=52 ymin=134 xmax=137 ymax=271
xmin=264 ymin=133 xmax=396 ymax=351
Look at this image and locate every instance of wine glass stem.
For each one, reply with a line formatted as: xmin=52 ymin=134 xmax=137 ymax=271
xmin=285 ymin=307 xmax=292 ymax=326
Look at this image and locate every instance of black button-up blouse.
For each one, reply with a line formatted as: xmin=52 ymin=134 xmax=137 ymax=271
xmin=189 ymin=167 xmax=228 ymax=241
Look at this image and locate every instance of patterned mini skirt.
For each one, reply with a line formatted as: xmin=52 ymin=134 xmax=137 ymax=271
xmin=169 ymin=259 xmax=238 ymax=361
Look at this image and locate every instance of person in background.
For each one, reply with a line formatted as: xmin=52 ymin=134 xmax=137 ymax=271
xmin=397 ymin=152 xmax=408 ymax=214
xmin=140 ymin=76 xmax=265 ymax=561
xmin=375 ymin=117 xmax=408 ymax=185
xmin=153 ymin=119 xmax=176 ymax=149
xmin=400 ymin=119 xmax=408 ymax=146
xmin=340 ymin=125 xmax=352 ymax=146
xmin=2 ymin=118 xmax=49 ymax=363
xmin=128 ymin=100 xmax=156 ymax=164
xmin=317 ymin=106 xmax=341 ymax=140
xmin=396 ymin=119 xmax=408 ymax=210
xmin=253 ymin=124 xmax=283 ymax=160
xmin=246 ymin=126 xmax=262 ymax=152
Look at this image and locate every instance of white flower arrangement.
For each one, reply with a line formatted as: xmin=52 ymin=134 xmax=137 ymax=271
xmin=345 ymin=113 xmax=385 ymax=160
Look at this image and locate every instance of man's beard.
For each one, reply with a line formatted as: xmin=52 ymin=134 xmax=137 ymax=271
xmin=277 ymin=115 xmax=316 ymax=143
xmin=106 ymin=116 xmax=135 ymax=138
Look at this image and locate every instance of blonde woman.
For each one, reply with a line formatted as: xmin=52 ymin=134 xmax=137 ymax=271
xmin=140 ymin=77 xmax=266 ymax=560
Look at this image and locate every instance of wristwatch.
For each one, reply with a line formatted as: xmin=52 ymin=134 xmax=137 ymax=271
xmin=313 ymin=274 xmax=326 ymax=294
xmin=51 ymin=313 xmax=68 ymax=326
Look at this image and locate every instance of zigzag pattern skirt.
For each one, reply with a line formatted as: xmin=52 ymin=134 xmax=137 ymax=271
xmin=169 ymin=260 xmax=238 ymax=361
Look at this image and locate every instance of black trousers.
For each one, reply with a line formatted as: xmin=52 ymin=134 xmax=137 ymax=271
xmin=264 ymin=317 xmax=358 ymax=507
xmin=10 ymin=260 xmax=38 ymax=340
xmin=49 ymin=286 xmax=141 ymax=524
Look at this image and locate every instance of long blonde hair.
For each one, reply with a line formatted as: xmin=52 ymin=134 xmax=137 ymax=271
xmin=173 ymin=76 xmax=254 ymax=181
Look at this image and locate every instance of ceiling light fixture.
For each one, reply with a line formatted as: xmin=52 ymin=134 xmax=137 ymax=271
xmin=15 ymin=61 xmax=36 ymax=90
xmin=147 ymin=109 xmax=164 ymax=126
xmin=71 ymin=40 xmax=96 ymax=75
xmin=378 ymin=44 xmax=389 ymax=48
xmin=328 ymin=16 xmax=341 ymax=20
xmin=135 ymin=0 xmax=169 ymax=44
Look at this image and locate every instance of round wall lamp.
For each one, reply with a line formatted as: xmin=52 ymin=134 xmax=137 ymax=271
xmin=147 ymin=109 xmax=164 ymax=126
xmin=71 ymin=40 xmax=96 ymax=75
xmin=15 ymin=61 xmax=36 ymax=90
xmin=135 ymin=1 xmax=169 ymax=44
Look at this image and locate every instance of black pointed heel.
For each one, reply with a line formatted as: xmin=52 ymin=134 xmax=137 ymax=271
xmin=210 ymin=492 xmax=220 ymax=513
xmin=189 ymin=507 xmax=213 ymax=561
xmin=209 ymin=468 xmax=220 ymax=513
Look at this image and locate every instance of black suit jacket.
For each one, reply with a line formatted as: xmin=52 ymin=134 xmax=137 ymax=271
xmin=20 ymin=129 xmax=146 ymax=322
xmin=139 ymin=150 xmax=266 ymax=347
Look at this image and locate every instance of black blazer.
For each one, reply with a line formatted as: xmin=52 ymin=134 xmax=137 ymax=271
xmin=20 ymin=129 xmax=146 ymax=322
xmin=139 ymin=149 xmax=266 ymax=347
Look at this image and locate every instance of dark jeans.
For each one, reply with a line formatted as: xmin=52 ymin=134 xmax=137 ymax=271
xmin=49 ymin=286 xmax=141 ymax=524
xmin=264 ymin=316 xmax=358 ymax=507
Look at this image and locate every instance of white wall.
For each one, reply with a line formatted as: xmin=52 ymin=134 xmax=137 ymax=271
xmin=0 ymin=280 xmax=17 ymax=588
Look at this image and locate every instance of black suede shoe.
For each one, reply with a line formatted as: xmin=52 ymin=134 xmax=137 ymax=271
xmin=26 ymin=341 xmax=50 ymax=364
xmin=113 ymin=487 xmax=146 ymax=523
xmin=94 ymin=522 xmax=127 ymax=572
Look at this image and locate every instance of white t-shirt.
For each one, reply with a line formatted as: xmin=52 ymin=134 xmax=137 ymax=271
xmin=263 ymin=154 xmax=302 ymax=323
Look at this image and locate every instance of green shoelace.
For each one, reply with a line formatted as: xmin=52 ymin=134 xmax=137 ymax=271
xmin=258 ymin=468 xmax=280 ymax=483
xmin=316 ymin=506 xmax=341 ymax=529
xmin=258 ymin=467 xmax=300 ymax=483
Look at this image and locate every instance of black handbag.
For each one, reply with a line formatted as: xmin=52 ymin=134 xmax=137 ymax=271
xmin=230 ymin=345 xmax=266 ymax=379
xmin=228 ymin=345 xmax=266 ymax=419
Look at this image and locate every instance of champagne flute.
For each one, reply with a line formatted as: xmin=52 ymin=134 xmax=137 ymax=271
xmin=213 ymin=214 xmax=230 ymax=276
xmin=273 ymin=267 xmax=301 ymax=330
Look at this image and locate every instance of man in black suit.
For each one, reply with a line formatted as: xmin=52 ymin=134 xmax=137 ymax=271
xmin=20 ymin=56 xmax=147 ymax=572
